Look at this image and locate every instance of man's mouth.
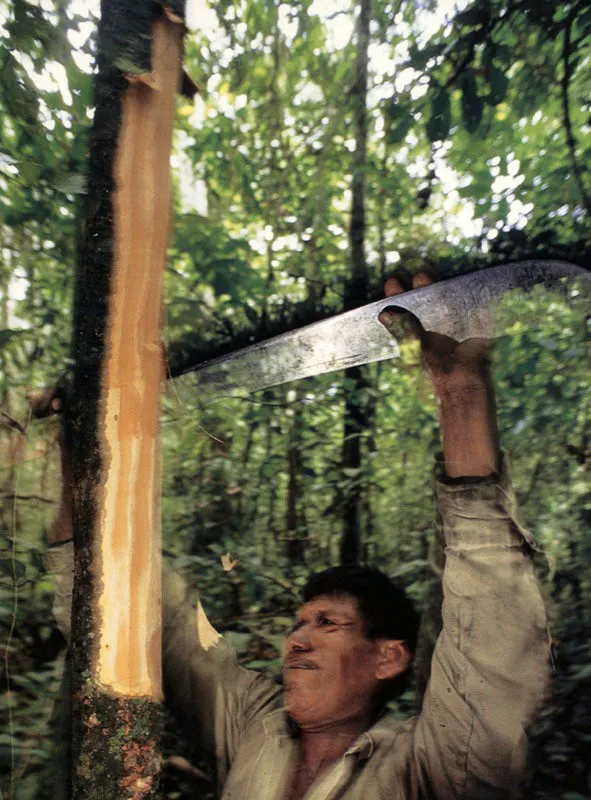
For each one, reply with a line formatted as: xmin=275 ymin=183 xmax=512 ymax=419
xmin=285 ymin=659 xmax=319 ymax=670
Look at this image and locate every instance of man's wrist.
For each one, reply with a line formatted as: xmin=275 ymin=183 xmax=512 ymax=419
xmin=439 ymin=469 xmax=500 ymax=486
xmin=435 ymin=377 xmax=492 ymax=408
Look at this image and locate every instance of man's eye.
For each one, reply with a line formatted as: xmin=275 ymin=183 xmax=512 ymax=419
xmin=320 ymin=618 xmax=337 ymax=626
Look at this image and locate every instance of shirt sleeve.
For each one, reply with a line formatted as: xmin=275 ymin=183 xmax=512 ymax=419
xmin=161 ymin=563 xmax=281 ymax=785
xmin=43 ymin=541 xmax=74 ymax=644
xmin=43 ymin=543 xmax=281 ymax=788
xmin=409 ymin=452 xmax=550 ymax=799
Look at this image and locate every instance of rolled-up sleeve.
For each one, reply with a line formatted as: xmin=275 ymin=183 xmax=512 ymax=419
xmin=410 ymin=453 xmax=550 ymax=799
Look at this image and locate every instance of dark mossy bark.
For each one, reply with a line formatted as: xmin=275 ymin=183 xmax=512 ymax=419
xmin=69 ymin=0 xmax=130 ymax=727
xmin=69 ymin=2 xmax=185 ymax=798
xmin=74 ymin=690 xmax=164 ymax=800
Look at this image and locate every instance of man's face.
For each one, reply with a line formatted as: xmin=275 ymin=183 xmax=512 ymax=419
xmin=282 ymin=593 xmax=383 ymax=729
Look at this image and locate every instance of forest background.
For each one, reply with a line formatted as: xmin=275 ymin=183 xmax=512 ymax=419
xmin=0 ymin=0 xmax=590 ymax=797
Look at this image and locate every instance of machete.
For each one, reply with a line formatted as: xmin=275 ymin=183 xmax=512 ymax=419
xmin=175 ymin=260 xmax=589 ymax=397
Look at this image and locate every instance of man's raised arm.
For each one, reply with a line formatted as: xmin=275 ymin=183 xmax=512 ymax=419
xmin=381 ymin=272 xmax=549 ymax=798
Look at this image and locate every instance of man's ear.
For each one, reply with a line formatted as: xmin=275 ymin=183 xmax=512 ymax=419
xmin=375 ymin=639 xmax=413 ymax=681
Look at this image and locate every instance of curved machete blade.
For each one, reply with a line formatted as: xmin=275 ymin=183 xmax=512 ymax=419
xmin=176 ymin=260 xmax=589 ymax=397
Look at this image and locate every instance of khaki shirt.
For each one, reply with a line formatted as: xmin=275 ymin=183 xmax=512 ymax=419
xmin=46 ymin=455 xmax=549 ymax=799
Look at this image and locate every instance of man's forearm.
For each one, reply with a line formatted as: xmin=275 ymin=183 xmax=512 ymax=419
xmin=436 ymin=371 xmax=500 ymax=479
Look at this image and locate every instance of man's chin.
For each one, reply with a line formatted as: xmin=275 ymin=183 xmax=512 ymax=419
xmin=285 ymin=701 xmax=323 ymax=728
xmin=283 ymin=667 xmax=322 ymax=691
xmin=284 ymin=681 xmax=372 ymax=731
xmin=284 ymin=685 xmax=327 ymax=727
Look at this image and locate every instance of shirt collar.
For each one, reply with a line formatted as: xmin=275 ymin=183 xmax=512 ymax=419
xmin=261 ymin=708 xmax=402 ymax=761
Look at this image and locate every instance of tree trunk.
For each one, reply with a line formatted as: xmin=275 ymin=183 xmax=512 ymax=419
xmin=0 ymin=274 xmax=16 ymax=530
xmin=361 ymin=364 xmax=380 ymax=562
xmin=286 ymin=386 xmax=306 ymax=564
xmin=341 ymin=0 xmax=371 ymax=565
xmin=68 ymin=3 xmax=185 ymax=798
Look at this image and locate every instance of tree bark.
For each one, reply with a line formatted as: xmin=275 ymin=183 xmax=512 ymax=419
xmin=68 ymin=3 xmax=185 ymax=798
xmin=0 ymin=272 xmax=17 ymax=531
xmin=286 ymin=386 xmax=307 ymax=564
xmin=341 ymin=0 xmax=371 ymax=565
xmin=561 ymin=18 xmax=591 ymax=217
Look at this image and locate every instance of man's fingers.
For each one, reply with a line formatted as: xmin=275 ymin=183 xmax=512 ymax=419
xmin=380 ymin=269 xmax=436 ymax=331
xmin=385 ymin=269 xmax=435 ymax=296
xmin=384 ymin=266 xmax=413 ymax=296
xmin=378 ymin=309 xmax=398 ymax=327
xmin=384 ymin=277 xmax=405 ymax=297
xmin=380 ymin=277 xmax=405 ymax=327
xmin=381 ymin=270 xmax=422 ymax=330
xmin=412 ymin=271 xmax=434 ymax=290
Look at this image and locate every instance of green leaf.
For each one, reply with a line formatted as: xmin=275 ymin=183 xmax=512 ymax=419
xmin=540 ymin=338 xmax=559 ymax=352
xmin=10 ymin=0 xmax=54 ymax=53
xmin=246 ymin=658 xmax=280 ymax=671
xmin=579 ymin=6 xmax=591 ymax=33
xmin=1 ymin=56 xmax=40 ymax=127
xmin=0 ymin=152 xmax=17 ymax=166
xmin=460 ymin=69 xmax=482 ymax=133
xmin=487 ymin=67 xmax=508 ymax=106
xmin=408 ymin=42 xmax=445 ymax=70
xmin=0 ymin=329 xmax=24 ymax=347
xmin=387 ymin=109 xmax=414 ymax=145
xmin=244 ymin=305 xmax=260 ymax=326
xmin=426 ymin=84 xmax=451 ymax=143
xmin=18 ymin=160 xmax=43 ymax=183
xmin=0 ymin=559 xmax=26 ymax=580
xmin=454 ymin=5 xmax=489 ymax=27
xmin=52 ymin=172 xmax=87 ymax=195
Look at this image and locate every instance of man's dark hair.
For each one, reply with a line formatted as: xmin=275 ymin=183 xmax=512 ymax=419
xmin=302 ymin=564 xmax=420 ymax=705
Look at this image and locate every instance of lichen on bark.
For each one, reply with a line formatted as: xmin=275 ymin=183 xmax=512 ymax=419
xmin=74 ymin=686 xmax=164 ymax=800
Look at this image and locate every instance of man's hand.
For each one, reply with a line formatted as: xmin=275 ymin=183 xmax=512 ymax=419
xmin=28 ymin=385 xmax=65 ymax=418
xmin=379 ymin=271 xmax=500 ymax=479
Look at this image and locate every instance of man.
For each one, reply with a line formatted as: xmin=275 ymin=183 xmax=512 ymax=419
xmin=46 ymin=272 xmax=549 ymax=798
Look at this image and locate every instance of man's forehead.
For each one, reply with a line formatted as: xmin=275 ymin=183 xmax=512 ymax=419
xmin=295 ymin=593 xmax=361 ymax=619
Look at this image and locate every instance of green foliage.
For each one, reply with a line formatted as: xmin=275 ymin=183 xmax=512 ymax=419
xmin=459 ymin=68 xmax=482 ymax=133
xmin=426 ymin=82 xmax=451 ymax=143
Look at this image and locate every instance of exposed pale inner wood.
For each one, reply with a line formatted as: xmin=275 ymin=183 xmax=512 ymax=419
xmin=97 ymin=15 xmax=182 ymax=696
xmin=197 ymin=599 xmax=222 ymax=651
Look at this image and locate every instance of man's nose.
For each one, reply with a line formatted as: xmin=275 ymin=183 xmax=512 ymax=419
xmin=288 ymin=628 xmax=312 ymax=652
